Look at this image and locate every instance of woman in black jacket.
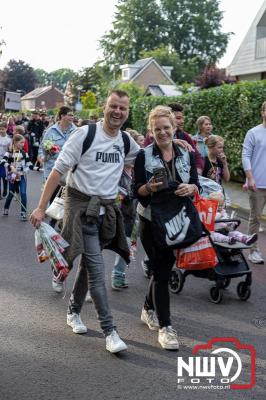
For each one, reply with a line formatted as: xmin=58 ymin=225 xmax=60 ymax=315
xmin=134 ymin=105 xmax=199 ymax=350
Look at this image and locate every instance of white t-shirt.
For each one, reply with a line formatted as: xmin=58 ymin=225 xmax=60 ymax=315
xmin=54 ymin=122 xmax=140 ymax=199
xmin=0 ymin=136 xmax=11 ymax=158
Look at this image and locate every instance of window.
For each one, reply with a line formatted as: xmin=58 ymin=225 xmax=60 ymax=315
xmin=122 ymin=69 xmax=129 ymax=79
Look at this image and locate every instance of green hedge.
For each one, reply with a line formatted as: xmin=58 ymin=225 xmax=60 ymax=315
xmin=132 ymin=81 xmax=266 ymax=178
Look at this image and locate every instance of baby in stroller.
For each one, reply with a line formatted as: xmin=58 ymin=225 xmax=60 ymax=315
xmin=209 ymin=191 xmax=257 ymax=246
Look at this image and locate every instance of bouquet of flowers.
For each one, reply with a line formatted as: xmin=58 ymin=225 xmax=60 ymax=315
xmin=43 ymin=140 xmax=60 ymax=159
xmin=35 ymin=222 xmax=70 ymax=285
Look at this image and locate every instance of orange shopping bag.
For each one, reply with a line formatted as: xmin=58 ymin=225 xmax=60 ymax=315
xmin=177 ymin=236 xmax=218 ymax=270
xmin=193 ymin=192 xmax=218 ymax=232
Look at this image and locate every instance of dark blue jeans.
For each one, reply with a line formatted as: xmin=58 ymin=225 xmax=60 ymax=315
xmin=4 ymin=176 xmax=27 ymax=212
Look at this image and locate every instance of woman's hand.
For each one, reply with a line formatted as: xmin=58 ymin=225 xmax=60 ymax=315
xmin=175 ymin=183 xmax=197 ymax=197
xmin=173 ymin=139 xmax=193 ymax=152
xmin=138 ymin=178 xmax=163 ymax=196
xmin=145 ymin=179 xmax=163 ymax=193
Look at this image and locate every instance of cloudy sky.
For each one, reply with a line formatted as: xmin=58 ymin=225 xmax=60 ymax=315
xmin=0 ymin=0 xmax=265 ymax=72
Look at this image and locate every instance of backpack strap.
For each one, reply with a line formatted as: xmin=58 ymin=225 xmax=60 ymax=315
xmin=72 ymin=123 xmax=96 ymax=172
xmin=122 ymin=131 xmax=130 ymax=157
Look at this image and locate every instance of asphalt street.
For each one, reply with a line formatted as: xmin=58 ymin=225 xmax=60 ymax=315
xmin=0 ymin=171 xmax=266 ymax=400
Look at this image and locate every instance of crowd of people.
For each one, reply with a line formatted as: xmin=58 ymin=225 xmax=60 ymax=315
xmin=1 ymin=93 xmax=265 ymax=354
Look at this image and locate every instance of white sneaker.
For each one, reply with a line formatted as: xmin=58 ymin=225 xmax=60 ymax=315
xmin=141 ymin=308 xmax=159 ymax=331
xmin=106 ymin=330 xmax=127 ymax=353
xmin=248 ymin=250 xmax=264 ymax=264
xmin=85 ymin=290 xmax=93 ymax=303
xmin=52 ymin=279 xmax=64 ymax=293
xmin=158 ymin=326 xmax=179 ymax=350
xmin=67 ymin=313 xmax=88 ymax=334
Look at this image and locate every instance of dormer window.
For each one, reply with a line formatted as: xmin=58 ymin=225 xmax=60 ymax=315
xmin=122 ymin=69 xmax=129 ymax=80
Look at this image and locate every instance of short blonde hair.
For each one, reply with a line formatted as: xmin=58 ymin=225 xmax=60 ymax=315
xmin=205 ymin=134 xmax=224 ymax=148
xmin=148 ymin=105 xmax=176 ymax=130
xmin=14 ymin=125 xmax=25 ymax=135
xmin=12 ymin=133 xmax=24 ymax=144
xmin=196 ymin=115 xmax=211 ymax=130
xmin=208 ymin=191 xmax=224 ymax=205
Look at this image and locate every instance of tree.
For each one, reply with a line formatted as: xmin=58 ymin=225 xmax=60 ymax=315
xmin=49 ymin=68 xmax=77 ymax=91
xmin=160 ymin=0 xmax=231 ymax=66
xmin=81 ymin=91 xmax=97 ymax=109
xmin=100 ymin=0 xmax=165 ymax=65
xmin=140 ymin=45 xmax=201 ymax=84
xmin=195 ymin=65 xmax=236 ymax=89
xmin=100 ymin=0 xmax=231 ymax=70
xmin=0 ymin=26 xmax=5 ymax=57
xmin=72 ymin=62 xmax=113 ymax=103
xmin=4 ymin=59 xmax=37 ymax=93
xmin=35 ymin=68 xmax=50 ymax=86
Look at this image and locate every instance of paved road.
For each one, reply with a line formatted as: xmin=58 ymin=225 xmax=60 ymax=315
xmin=0 ymin=171 xmax=266 ymax=400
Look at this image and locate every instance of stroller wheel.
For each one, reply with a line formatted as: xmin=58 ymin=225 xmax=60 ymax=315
xmin=222 ymin=278 xmax=231 ymax=289
xmin=209 ymin=286 xmax=223 ymax=304
xmin=237 ymin=282 xmax=251 ymax=301
xmin=169 ymin=269 xmax=184 ymax=294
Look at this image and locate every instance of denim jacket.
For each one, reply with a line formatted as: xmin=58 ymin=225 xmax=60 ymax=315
xmin=144 ymin=143 xmax=191 ymax=183
xmin=192 ymin=133 xmax=208 ymax=159
xmin=137 ymin=143 xmax=191 ymax=221
xmin=39 ymin=122 xmax=76 ymax=179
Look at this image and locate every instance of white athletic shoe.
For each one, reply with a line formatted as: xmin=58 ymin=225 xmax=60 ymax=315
xmin=158 ymin=326 xmax=179 ymax=350
xmin=248 ymin=250 xmax=264 ymax=264
xmin=106 ymin=330 xmax=127 ymax=353
xmin=52 ymin=279 xmax=63 ymax=293
xmin=141 ymin=308 xmax=159 ymax=331
xmin=67 ymin=313 xmax=88 ymax=334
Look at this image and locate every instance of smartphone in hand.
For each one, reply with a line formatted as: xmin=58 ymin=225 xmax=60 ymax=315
xmin=153 ymin=167 xmax=168 ymax=190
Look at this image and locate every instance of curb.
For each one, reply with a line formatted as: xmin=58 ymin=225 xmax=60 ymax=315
xmin=229 ymin=203 xmax=266 ymax=226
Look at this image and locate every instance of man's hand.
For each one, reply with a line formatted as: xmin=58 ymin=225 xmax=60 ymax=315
xmin=247 ymin=177 xmax=256 ymax=192
xmin=174 ymin=139 xmax=193 ymax=152
xmin=30 ymin=207 xmax=46 ymax=228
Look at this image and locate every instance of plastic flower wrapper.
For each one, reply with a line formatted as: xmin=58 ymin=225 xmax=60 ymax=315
xmin=35 ymin=222 xmax=70 ymax=284
xmin=43 ymin=139 xmax=60 ymax=155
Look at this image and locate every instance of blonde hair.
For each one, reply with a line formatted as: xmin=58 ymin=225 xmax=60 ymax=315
xmin=196 ymin=115 xmax=211 ymax=130
xmin=148 ymin=105 xmax=176 ymax=130
xmin=261 ymin=101 xmax=266 ymax=112
xmin=14 ymin=125 xmax=25 ymax=135
xmin=208 ymin=191 xmax=224 ymax=205
xmin=12 ymin=133 xmax=24 ymax=144
xmin=205 ymin=134 xmax=224 ymax=148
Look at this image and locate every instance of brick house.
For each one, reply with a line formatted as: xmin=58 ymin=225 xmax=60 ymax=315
xmin=120 ymin=57 xmax=175 ymax=90
xmin=227 ymin=1 xmax=266 ymax=80
xmin=21 ymin=84 xmax=64 ymax=110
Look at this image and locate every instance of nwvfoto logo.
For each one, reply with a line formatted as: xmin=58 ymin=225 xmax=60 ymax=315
xmin=177 ymin=338 xmax=256 ymax=390
xmin=113 ymin=145 xmax=122 ymax=155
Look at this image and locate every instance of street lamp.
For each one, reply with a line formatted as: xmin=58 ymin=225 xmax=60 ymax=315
xmin=75 ymin=85 xmax=83 ymax=112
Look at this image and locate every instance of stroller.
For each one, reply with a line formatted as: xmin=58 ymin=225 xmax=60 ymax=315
xmin=169 ymin=177 xmax=252 ymax=304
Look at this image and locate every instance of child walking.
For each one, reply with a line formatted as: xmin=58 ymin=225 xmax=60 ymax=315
xmin=203 ymin=135 xmax=230 ymax=185
xmin=0 ymin=122 xmax=12 ymax=199
xmin=1 ymin=134 xmax=31 ymax=221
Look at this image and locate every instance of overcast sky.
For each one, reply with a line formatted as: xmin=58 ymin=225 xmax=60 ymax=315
xmin=0 ymin=0 xmax=265 ymax=72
